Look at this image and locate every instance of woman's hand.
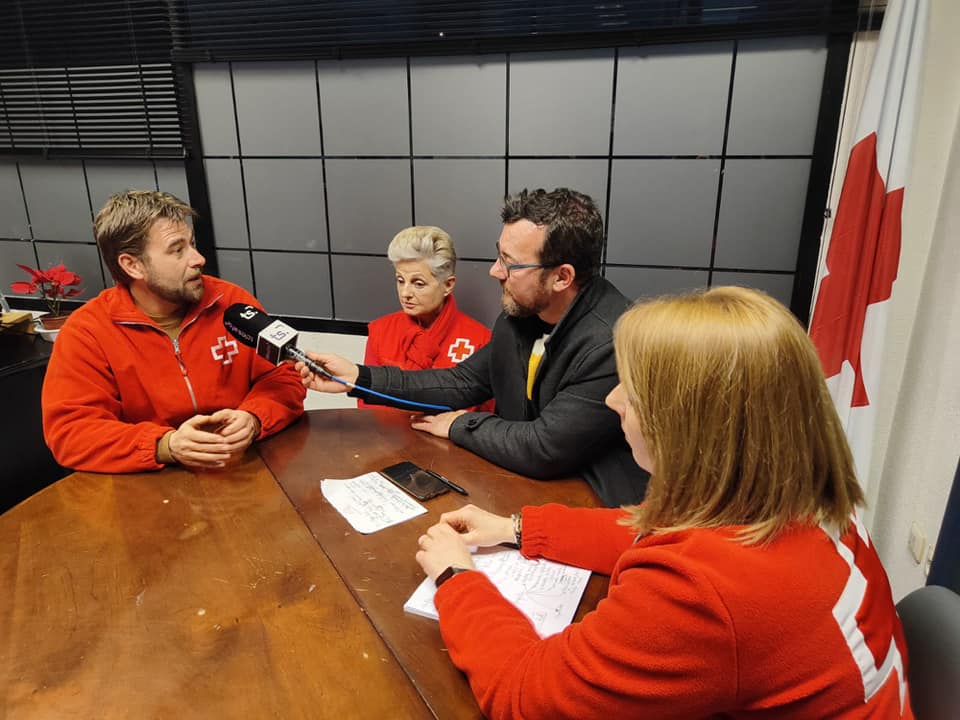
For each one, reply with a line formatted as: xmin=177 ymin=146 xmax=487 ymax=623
xmin=438 ymin=504 xmax=515 ymax=547
xmin=295 ymin=352 xmax=359 ymax=393
xmin=415 ymin=522 xmax=476 ymax=581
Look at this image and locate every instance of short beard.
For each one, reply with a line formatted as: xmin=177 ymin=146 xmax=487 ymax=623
xmin=144 ymin=272 xmax=204 ymax=308
xmin=500 ymin=281 xmax=550 ymax=319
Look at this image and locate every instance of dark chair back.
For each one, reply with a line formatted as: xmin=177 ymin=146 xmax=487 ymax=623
xmin=896 ymin=584 xmax=960 ymax=720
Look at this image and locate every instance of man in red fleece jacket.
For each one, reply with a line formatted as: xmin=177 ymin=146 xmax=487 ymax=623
xmin=41 ymin=190 xmax=305 ymax=474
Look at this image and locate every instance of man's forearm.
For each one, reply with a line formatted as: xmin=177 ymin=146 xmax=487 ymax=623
xmin=356 ymin=364 xmax=493 ymax=410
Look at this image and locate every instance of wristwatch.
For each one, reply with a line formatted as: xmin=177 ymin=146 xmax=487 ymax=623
xmin=435 ymin=565 xmax=472 ymax=588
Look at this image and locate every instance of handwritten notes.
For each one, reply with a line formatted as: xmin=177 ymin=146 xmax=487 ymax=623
xmin=404 ymin=547 xmax=591 ymax=638
xmin=321 ymin=472 xmax=426 ymax=534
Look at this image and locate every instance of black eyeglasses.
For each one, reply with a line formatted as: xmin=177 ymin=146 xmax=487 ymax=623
xmin=494 ymin=244 xmax=557 ymax=277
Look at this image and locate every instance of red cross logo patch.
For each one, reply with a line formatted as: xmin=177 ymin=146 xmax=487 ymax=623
xmin=447 ymin=337 xmax=475 ymax=363
xmin=210 ymin=336 xmax=239 ymax=365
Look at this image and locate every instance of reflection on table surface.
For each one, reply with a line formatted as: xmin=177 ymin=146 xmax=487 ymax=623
xmin=259 ymin=408 xmax=608 ymax=720
xmin=0 ymin=408 xmax=607 ymax=719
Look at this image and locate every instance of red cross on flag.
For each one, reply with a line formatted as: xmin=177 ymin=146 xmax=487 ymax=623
xmin=809 ymin=0 xmax=928 ymax=490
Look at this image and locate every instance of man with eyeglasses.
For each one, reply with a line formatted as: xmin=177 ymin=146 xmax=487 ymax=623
xmin=298 ymin=188 xmax=647 ymax=506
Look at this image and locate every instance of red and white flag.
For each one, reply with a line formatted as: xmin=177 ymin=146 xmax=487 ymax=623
xmin=809 ymin=0 xmax=928 ymax=490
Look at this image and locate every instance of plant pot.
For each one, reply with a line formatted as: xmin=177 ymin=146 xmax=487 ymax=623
xmin=38 ymin=313 xmax=70 ymax=342
xmin=40 ymin=314 xmax=70 ymax=331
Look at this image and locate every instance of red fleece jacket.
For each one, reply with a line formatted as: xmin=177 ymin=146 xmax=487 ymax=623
xmin=363 ymin=295 xmax=493 ymax=411
xmin=41 ymin=276 xmax=305 ymax=473
xmin=435 ymin=504 xmax=913 ymax=720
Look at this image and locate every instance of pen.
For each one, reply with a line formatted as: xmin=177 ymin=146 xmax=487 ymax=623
xmin=426 ymin=468 xmax=468 ymax=496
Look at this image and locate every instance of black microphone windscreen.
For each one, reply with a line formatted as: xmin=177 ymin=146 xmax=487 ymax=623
xmin=223 ymin=303 xmax=272 ymax=348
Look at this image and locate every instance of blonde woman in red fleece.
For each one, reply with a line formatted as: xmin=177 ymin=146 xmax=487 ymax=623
xmin=416 ymin=286 xmax=913 ymax=719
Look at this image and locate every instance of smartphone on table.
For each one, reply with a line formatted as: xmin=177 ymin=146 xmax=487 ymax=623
xmin=378 ymin=461 xmax=449 ymax=501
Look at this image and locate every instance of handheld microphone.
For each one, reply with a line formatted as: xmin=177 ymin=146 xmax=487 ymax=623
xmin=223 ymin=303 xmax=300 ymax=366
xmin=222 ymin=304 xmax=452 ymax=412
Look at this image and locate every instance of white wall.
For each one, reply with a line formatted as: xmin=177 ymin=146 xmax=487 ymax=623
xmin=297 ymin=331 xmax=365 ymax=410
xmin=857 ymin=0 xmax=960 ymax=599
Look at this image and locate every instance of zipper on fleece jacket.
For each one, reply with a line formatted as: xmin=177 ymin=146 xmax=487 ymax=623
xmin=115 ymin=320 xmax=201 ymax=414
xmin=169 ymin=299 xmax=220 ymax=414
xmin=172 ymin=337 xmax=199 ymax=413
xmin=113 ymin=293 xmax=221 ymax=415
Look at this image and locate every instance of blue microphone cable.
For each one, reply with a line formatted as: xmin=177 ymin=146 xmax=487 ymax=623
xmin=286 ymin=346 xmax=453 ymax=413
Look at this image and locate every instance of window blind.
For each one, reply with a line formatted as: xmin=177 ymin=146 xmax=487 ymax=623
xmin=173 ymin=1 xmax=863 ymax=61
xmin=0 ymin=1 xmax=183 ymax=157
xmin=0 ymin=65 xmax=184 ymax=156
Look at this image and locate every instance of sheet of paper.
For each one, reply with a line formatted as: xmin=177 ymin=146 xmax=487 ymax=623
xmin=404 ymin=546 xmax=591 ymax=638
xmin=321 ymin=472 xmax=426 ymax=534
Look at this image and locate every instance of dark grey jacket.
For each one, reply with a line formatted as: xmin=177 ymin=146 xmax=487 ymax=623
xmin=353 ymin=277 xmax=649 ymax=507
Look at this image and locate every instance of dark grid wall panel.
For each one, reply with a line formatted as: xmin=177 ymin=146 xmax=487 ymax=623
xmin=0 ymin=157 xmax=189 ymax=304
xmin=197 ymin=36 xmax=826 ymax=325
xmin=0 ymin=37 xmax=827 ymax=322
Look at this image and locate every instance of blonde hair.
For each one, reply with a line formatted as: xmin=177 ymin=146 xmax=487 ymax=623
xmin=615 ymin=286 xmax=863 ymax=544
xmin=94 ymin=190 xmax=196 ymax=286
xmin=387 ymin=226 xmax=456 ymax=281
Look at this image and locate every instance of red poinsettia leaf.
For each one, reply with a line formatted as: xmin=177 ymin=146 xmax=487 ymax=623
xmin=43 ymin=265 xmax=81 ymax=286
xmin=10 ymin=280 xmax=38 ymax=295
xmin=13 ymin=263 xmax=82 ymax=303
xmin=61 ymin=271 xmax=82 ymax=286
xmin=16 ymin=264 xmax=46 ymax=282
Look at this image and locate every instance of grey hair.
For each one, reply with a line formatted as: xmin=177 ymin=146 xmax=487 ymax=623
xmin=387 ymin=226 xmax=457 ymax=281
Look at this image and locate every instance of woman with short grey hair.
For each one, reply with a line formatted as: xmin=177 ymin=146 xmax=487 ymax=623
xmin=361 ymin=226 xmax=492 ymax=410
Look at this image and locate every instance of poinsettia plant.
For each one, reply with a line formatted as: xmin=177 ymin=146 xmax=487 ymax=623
xmin=10 ymin=263 xmax=83 ymax=318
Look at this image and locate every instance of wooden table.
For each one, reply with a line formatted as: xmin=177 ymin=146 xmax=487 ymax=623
xmin=1 ymin=409 xmax=606 ymax=719
xmin=258 ymin=408 xmax=608 ymax=720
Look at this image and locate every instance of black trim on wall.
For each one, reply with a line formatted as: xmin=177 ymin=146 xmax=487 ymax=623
xmin=280 ymin=316 xmax=367 ymax=336
xmin=791 ymin=31 xmax=852 ymax=325
xmin=228 ymin=60 xmax=256 ymax=294
xmin=707 ymin=40 xmax=739 ymax=289
xmin=9 ymin=296 xmax=87 ymax=315
xmin=315 ymin=61 xmax=337 ymax=320
xmin=176 ymin=63 xmax=217 ymax=277
xmin=169 ymin=3 xmax=218 ymax=275
xmin=600 ymin=48 xmax=619 ymax=271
